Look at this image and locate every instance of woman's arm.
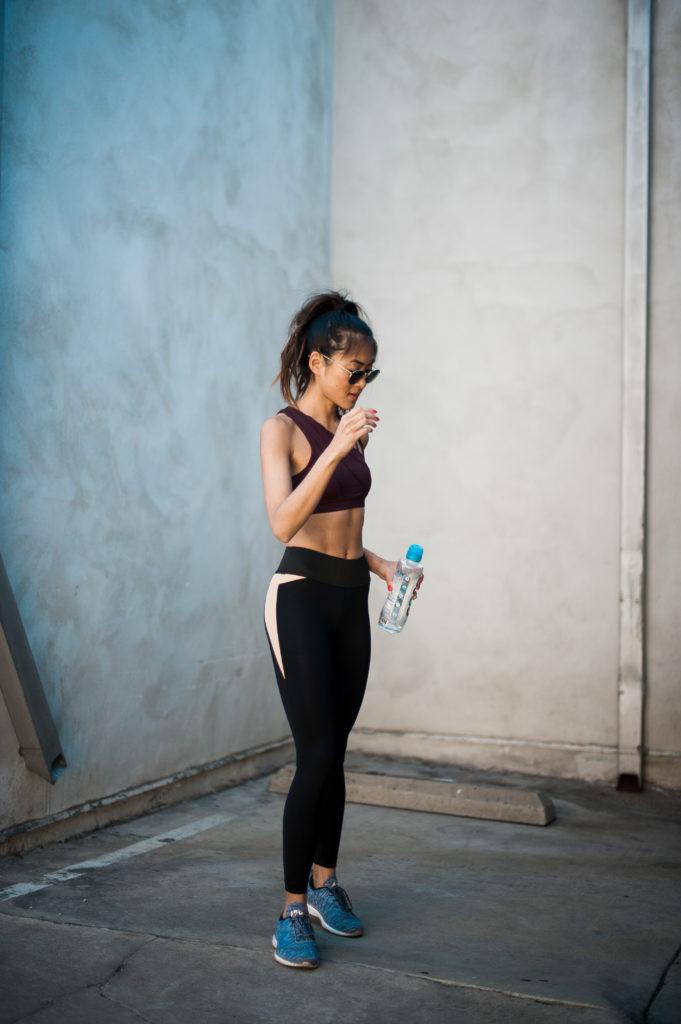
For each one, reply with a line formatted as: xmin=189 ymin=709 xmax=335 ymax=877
xmin=260 ymin=408 xmax=378 ymax=543
xmin=260 ymin=416 xmax=341 ymax=543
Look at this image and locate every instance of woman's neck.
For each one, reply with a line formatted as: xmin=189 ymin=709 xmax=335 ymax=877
xmin=295 ymin=389 xmax=339 ymax=432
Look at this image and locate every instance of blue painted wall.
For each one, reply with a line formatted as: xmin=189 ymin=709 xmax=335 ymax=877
xmin=0 ymin=0 xmax=333 ymax=826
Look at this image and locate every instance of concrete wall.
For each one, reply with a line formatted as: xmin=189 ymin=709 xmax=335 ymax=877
xmin=334 ymin=0 xmax=680 ymax=786
xmin=0 ymin=0 xmax=333 ymax=841
xmin=1 ymin=0 xmax=678 ymax=850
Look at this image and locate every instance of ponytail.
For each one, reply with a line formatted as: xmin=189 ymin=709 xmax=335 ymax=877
xmin=275 ymin=290 xmax=376 ymax=404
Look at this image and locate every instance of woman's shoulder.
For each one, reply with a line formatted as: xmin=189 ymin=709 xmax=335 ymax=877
xmin=260 ymin=409 xmax=295 ymax=444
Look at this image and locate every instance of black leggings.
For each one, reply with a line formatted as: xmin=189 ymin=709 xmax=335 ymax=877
xmin=264 ymin=547 xmax=371 ymax=894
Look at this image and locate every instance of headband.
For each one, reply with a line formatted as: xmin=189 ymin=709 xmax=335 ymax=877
xmin=304 ymin=304 xmax=368 ymax=353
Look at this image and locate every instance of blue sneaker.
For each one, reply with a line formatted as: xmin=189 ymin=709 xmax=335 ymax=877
xmin=306 ymin=875 xmax=363 ymax=937
xmin=272 ymin=902 xmax=319 ymax=968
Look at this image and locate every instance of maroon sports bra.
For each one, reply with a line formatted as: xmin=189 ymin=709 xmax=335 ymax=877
xmin=280 ymin=406 xmax=372 ymax=514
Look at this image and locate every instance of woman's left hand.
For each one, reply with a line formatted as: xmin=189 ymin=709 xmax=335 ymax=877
xmin=381 ymin=557 xmax=424 ymax=599
xmin=365 ymin=549 xmax=423 ymax=597
xmin=363 ymin=550 xmax=396 ymax=588
xmin=378 ymin=558 xmax=399 ymax=591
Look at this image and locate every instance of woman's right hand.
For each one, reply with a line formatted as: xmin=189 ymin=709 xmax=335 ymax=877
xmin=329 ymin=407 xmax=379 ymax=457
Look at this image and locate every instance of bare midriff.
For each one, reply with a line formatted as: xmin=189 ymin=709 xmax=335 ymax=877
xmin=286 ymin=506 xmax=366 ymax=560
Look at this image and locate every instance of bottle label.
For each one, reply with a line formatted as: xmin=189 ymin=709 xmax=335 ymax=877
xmin=378 ymin=563 xmax=422 ymax=633
xmin=391 ymin=574 xmax=411 ymax=620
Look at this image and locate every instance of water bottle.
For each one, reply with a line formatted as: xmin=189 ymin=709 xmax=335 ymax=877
xmin=378 ymin=544 xmax=424 ymax=634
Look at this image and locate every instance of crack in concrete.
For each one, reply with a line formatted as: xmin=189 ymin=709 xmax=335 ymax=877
xmin=9 ymin=932 xmax=158 ymax=1024
xmin=3 ymin=909 xmax=647 ymax=1021
xmin=643 ymin=940 xmax=681 ymax=1022
xmin=0 ymin=907 xmax=157 ymax=940
xmin=96 ymin=934 xmax=159 ymax=990
xmin=337 ymin=957 xmax=630 ymax=1017
xmin=1 ymin=907 xmax=266 ymax=956
xmin=100 ymin=993 xmax=159 ymax=1022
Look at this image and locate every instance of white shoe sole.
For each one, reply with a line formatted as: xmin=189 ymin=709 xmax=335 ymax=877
xmin=272 ymin=934 xmax=318 ymax=968
xmin=307 ymin=903 xmax=363 ymax=937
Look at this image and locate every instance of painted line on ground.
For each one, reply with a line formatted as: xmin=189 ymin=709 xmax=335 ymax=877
xmin=0 ymin=812 xmax=232 ymax=902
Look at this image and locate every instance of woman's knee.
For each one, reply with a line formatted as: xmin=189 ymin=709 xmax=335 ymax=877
xmin=295 ymin=737 xmax=339 ymax=781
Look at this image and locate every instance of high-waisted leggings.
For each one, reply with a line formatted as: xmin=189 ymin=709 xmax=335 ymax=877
xmin=264 ymin=547 xmax=371 ymax=894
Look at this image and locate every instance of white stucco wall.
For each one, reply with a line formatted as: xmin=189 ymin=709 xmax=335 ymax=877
xmin=0 ymin=0 xmax=333 ymax=834
xmin=334 ymin=0 xmax=678 ymax=783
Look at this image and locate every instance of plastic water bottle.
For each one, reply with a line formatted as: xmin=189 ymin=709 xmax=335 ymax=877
xmin=378 ymin=544 xmax=424 ymax=634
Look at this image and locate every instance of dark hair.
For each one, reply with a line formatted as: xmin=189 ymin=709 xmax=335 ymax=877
xmin=275 ymin=290 xmax=377 ymax=404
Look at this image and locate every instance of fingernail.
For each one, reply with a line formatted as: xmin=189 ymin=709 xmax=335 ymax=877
xmin=388 ymin=584 xmax=392 ymax=591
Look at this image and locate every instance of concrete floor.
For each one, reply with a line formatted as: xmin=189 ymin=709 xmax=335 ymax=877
xmin=0 ymin=754 xmax=680 ymax=1023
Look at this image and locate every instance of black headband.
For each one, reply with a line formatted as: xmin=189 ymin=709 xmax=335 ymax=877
xmin=305 ymin=305 xmax=371 ymax=354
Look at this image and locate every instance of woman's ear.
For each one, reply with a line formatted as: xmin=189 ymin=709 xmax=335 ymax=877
xmin=308 ymin=350 xmax=325 ymax=379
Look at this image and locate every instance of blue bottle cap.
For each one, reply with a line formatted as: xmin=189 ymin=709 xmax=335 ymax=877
xmin=406 ymin=543 xmax=423 ymax=562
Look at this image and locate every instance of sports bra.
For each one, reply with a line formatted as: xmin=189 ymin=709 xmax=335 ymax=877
xmin=280 ymin=406 xmax=372 ymax=514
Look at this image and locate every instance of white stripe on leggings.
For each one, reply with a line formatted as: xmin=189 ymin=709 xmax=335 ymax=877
xmin=264 ymin=573 xmax=304 ymax=679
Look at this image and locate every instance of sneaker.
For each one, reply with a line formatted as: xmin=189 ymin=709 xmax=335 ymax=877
xmin=306 ymin=875 xmax=363 ymax=937
xmin=272 ymin=902 xmax=319 ymax=968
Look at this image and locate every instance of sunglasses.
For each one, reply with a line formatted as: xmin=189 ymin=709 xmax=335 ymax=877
xmin=323 ymin=355 xmax=380 ymax=386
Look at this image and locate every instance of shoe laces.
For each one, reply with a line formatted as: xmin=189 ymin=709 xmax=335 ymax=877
xmin=328 ymin=881 xmax=353 ymax=912
xmin=288 ymin=907 xmax=314 ymax=940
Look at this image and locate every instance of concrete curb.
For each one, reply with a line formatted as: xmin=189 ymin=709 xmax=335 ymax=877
xmin=268 ymin=765 xmax=557 ymax=826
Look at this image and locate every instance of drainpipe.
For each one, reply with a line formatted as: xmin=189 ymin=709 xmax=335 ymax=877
xmin=617 ymin=0 xmax=651 ymax=792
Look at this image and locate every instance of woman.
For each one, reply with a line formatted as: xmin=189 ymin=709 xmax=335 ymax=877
xmin=261 ymin=291 xmax=410 ymax=969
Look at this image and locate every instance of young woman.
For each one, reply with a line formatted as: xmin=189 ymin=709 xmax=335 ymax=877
xmin=261 ymin=291 xmax=414 ymax=969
